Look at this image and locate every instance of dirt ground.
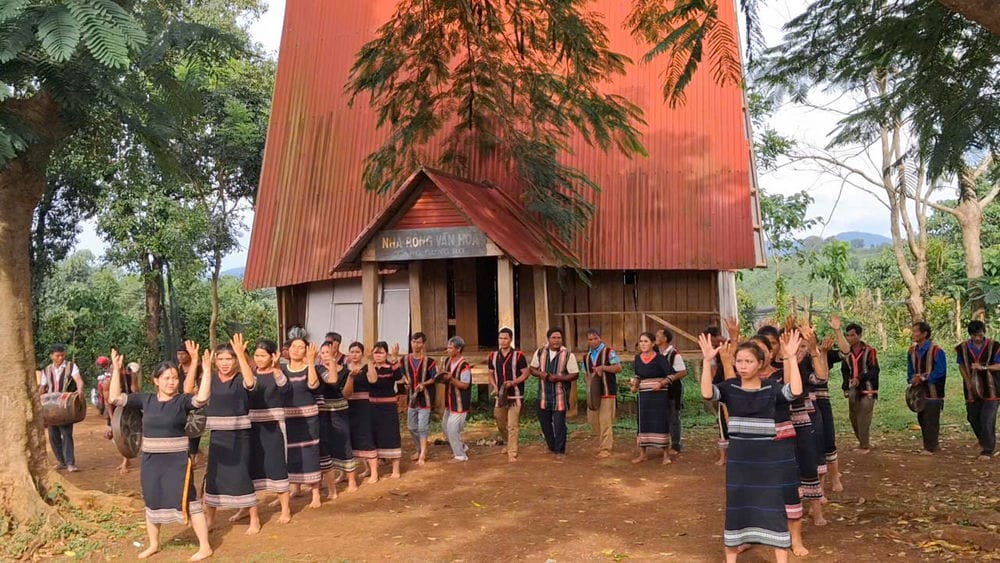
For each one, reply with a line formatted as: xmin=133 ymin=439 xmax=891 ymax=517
xmin=56 ymin=407 xmax=1000 ymax=562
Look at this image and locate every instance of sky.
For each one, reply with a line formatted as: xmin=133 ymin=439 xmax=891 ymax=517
xmin=74 ymin=0 xmax=899 ymax=271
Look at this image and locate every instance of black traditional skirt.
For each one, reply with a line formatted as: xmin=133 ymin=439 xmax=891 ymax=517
xmin=792 ymin=422 xmax=823 ymax=501
xmin=204 ymin=429 xmax=257 ymax=509
xmin=347 ymin=399 xmax=377 ymax=460
xmin=320 ymin=409 xmax=358 ymax=472
xmin=285 ymin=415 xmax=321 ymax=484
xmin=724 ymin=437 xmax=793 ymax=549
xmin=816 ymin=398 xmax=838 ymax=462
xmin=250 ymin=420 xmax=290 ymax=493
xmin=371 ymin=400 xmax=402 ymax=459
xmin=775 ymin=438 xmax=803 ymax=519
xmin=141 ymin=450 xmax=202 ymax=524
xmin=188 ymin=436 xmax=201 ymax=455
xmin=636 ymin=386 xmax=670 ymax=449
xmin=807 ymin=407 xmax=828 ymax=475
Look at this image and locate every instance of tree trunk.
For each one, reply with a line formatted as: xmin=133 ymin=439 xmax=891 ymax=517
xmin=955 ymin=200 xmax=986 ymax=321
xmin=875 ymin=287 xmax=888 ymax=351
xmin=209 ymin=248 xmax=221 ymax=350
xmin=0 ymin=148 xmax=59 ymax=523
xmin=29 ymin=184 xmax=56 ymax=332
xmin=143 ymin=255 xmax=162 ymax=354
xmin=934 ymin=0 xmax=1000 ymax=35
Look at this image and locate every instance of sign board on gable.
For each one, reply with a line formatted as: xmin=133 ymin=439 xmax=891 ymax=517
xmin=374 ymin=226 xmax=490 ymax=261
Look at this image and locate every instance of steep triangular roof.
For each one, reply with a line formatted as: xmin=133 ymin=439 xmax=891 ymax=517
xmin=333 ymin=167 xmax=575 ymax=271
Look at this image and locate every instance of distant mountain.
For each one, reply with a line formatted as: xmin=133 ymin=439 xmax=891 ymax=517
xmin=831 ymin=231 xmax=891 ymax=249
xmin=222 ymin=267 xmax=245 ymax=279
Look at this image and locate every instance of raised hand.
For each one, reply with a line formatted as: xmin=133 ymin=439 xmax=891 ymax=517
xmin=305 ymin=342 xmax=318 ymax=365
xmin=231 ymin=333 xmax=247 ymax=357
xmin=784 ymin=313 xmax=797 ymax=333
xmin=110 ymin=348 xmax=124 ymax=371
xmin=800 ymin=324 xmax=818 ymax=350
xmin=391 ymin=343 xmax=400 ymax=357
xmin=780 ymin=329 xmax=802 ymax=360
xmin=184 ymin=339 xmax=200 ymax=358
xmin=202 ymin=349 xmax=214 ymax=371
xmin=699 ymin=333 xmax=723 ymax=360
xmin=819 ymin=335 xmax=834 ymax=352
xmin=723 ymin=317 xmax=740 ymax=340
xmin=829 ymin=314 xmax=842 ymax=331
xmin=719 ymin=340 xmax=735 ymax=368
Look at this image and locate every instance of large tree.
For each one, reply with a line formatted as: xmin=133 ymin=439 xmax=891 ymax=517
xmin=764 ymin=0 xmax=999 ymax=320
xmin=0 ymin=0 xmax=250 ymax=529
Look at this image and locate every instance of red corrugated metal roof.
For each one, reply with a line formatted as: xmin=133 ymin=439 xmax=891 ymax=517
xmin=244 ymin=0 xmax=759 ymax=290
xmin=336 ymin=167 xmax=574 ymax=270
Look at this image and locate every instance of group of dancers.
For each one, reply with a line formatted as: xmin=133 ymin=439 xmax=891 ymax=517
xmin=45 ymin=310 xmax=1000 ymax=561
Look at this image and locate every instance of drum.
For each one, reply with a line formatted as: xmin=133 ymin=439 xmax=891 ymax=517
xmin=905 ymin=384 xmax=928 ymax=413
xmin=111 ymin=406 xmax=143 ymax=459
xmin=40 ymin=392 xmax=87 ymax=427
xmin=587 ymin=373 xmax=603 ymax=411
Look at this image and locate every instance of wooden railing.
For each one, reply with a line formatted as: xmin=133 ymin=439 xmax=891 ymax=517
xmin=555 ymin=310 xmax=720 ymax=354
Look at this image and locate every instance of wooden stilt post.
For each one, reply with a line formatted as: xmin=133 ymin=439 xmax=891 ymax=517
xmin=409 ymin=262 xmax=422 ymax=335
xmin=497 ymin=256 xmax=515 ymax=346
xmin=362 ymin=261 xmax=379 ymax=348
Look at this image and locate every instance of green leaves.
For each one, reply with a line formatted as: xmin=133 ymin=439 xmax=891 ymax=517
xmin=65 ymin=0 xmax=147 ymax=68
xmin=348 ymin=0 xmax=647 ymax=247
xmin=37 ymin=6 xmax=80 ymax=62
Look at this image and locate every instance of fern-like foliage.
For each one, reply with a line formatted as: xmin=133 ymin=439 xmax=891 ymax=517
xmin=626 ymin=0 xmax=753 ymax=106
xmin=1 ymin=0 xmax=249 ymax=172
xmin=348 ymin=0 xmax=647 ymax=249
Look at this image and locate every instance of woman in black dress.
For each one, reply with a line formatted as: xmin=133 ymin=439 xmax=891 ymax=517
xmin=319 ymin=342 xmax=359 ymax=497
xmin=369 ymin=341 xmax=404 ymax=479
xmin=202 ymin=335 xmax=259 ymax=534
xmin=282 ymin=337 xmax=324 ymax=508
xmin=700 ymin=330 xmax=804 ymax=563
xmin=344 ymin=342 xmax=379 ymax=482
xmin=108 ymin=348 xmax=213 ymax=561
xmin=629 ymin=332 xmax=674 ymax=465
xmin=248 ymin=339 xmax=292 ymax=523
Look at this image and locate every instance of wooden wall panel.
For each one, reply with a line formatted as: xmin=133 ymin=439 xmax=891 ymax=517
xmin=419 ymin=263 xmax=449 ymax=351
xmin=517 ymin=265 xmax=538 ymax=349
xmin=453 ymin=262 xmax=479 ymax=349
xmin=546 ymin=270 xmax=720 ymax=353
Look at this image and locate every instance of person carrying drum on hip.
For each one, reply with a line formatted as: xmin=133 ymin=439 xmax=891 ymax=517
xmin=39 ymin=344 xmax=84 ymax=472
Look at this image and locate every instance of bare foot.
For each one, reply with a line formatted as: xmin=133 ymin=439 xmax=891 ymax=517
xmin=245 ymin=521 xmax=261 ymax=535
xmin=831 ymin=477 xmax=844 ymax=492
xmin=508 ymin=456 xmax=518 ymax=463
xmin=661 ymin=455 xmax=672 ymax=465
xmin=410 ymin=452 xmax=420 ymax=461
xmin=347 ymin=483 xmax=359 ymax=493
xmin=631 ymin=455 xmax=647 ymax=464
xmin=229 ymin=508 xmax=248 ymax=523
xmin=920 ymin=449 xmax=935 ymax=456
xmin=668 ymin=448 xmax=680 ymax=456
xmin=390 ymin=472 xmax=401 ymax=478
xmin=736 ymin=544 xmax=752 ymax=554
xmin=853 ymin=446 xmax=871 ymax=454
xmin=792 ymin=543 xmax=809 ymax=557
xmin=138 ymin=545 xmax=161 ymax=559
xmin=308 ymin=497 xmax=322 ymax=509
xmin=813 ymin=514 xmax=829 ymax=527
xmin=118 ymin=464 xmax=129 ymax=474
xmin=189 ymin=547 xmax=213 ymax=561
xmin=277 ymin=513 xmax=291 ymax=524
xmin=66 ymin=465 xmax=80 ymax=473
xmin=268 ymin=497 xmax=282 ymax=508
xmin=553 ymin=454 xmax=565 ymax=462
xmin=367 ymin=475 xmax=379 ymax=484
xmin=448 ymin=458 xmax=467 ymax=464
xmin=415 ymin=459 xmax=425 ymax=466
xmin=326 ymin=492 xmax=338 ymax=501
xmin=715 ymin=457 xmax=726 ymax=466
